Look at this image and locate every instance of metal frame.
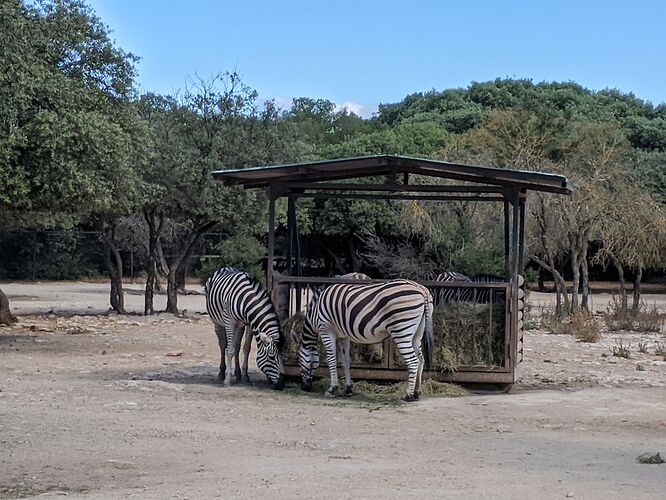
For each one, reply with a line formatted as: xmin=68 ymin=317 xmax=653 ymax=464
xmin=212 ymin=155 xmax=570 ymax=386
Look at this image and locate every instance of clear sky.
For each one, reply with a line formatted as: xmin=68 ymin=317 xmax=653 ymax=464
xmin=87 ymin=0 xmax=666 ymax=117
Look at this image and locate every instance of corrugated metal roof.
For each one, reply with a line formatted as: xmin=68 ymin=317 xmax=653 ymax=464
xmin=211 ymin=154 xmax=572 ymax=195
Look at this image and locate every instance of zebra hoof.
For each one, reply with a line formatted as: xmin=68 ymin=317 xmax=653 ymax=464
xmin=343 ymin=385 xmax=354 ymax=397
xmin=242 ymin=374 xmax=251 ymax=384
xmin=217 ymin=372 xmax=226 ymax=384
xmin=325 ymin=386 xmax=339 ymax=398
xmin=403 ymin=393 xmax=419 ymax=402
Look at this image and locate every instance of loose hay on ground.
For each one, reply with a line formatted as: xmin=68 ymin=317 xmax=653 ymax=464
xmin=296 ymin=378 xmax=468 ymax=402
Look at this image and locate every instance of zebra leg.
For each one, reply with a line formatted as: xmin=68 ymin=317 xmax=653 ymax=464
xmin=233 ymin=331 xmax=242 ymax=384
xmin=321 ymin=331 xmax=339 ymax=397
xmin=214 ymin=323 xmax=227 ymax=383
xmin=393 ymin=336 xmax=421 ymax=401
xmin=241 ymin=325 xmax=252 ymax=383
xmin=223 ymin=315 xmax=241 ymax=385
xmin=413 ymin=313 xmax=427 ymax=398
xmin=338 ymin=338 xmax=354 ymax=396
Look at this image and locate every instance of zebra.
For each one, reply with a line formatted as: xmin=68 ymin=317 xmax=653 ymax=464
xmin=205 ymin=268 xmax=285 ymax=390
xmin=433 ymin=271 xmax=473 ymax=304
xmin=298 ymin=279 xmax=434 ymax=402
xmin=335 ymin=272 xmax=371 ymax=280
xmin=434 ymin=272 xmax=504 ymax=304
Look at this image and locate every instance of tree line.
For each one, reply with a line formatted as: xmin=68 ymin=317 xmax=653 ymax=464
xmin=1 ymin=0 xmax=665 ymax=324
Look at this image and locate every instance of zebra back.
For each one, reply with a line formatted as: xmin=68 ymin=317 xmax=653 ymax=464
xmin=433 ymin=272 xmax=504 ymax=304
xmin=206 ymin=268 xmax=284 ymax=350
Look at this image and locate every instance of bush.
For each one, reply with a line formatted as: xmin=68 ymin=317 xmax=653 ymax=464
xmin=0 ymin=230 xmax=101 ymax=280
xmin=540 ymin=309 xmax=601 ymax=342
xmin=611 ymin=339 xmax=631 ymax=358
xmin=570 ymin=311 xmax=602 ymax=343
xmin=605 ymin=296 xmax=665 ymax=333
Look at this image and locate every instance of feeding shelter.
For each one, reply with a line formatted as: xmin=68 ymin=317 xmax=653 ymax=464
xmin=212 ymin=155 xmax=571 ymax=385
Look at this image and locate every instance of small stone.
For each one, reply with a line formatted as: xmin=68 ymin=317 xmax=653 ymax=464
xmin=566 ymin=492 xmax=574 ymax=498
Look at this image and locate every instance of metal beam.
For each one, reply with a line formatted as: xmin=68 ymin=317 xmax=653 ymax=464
xmin=282 ymin=182 xmax=507 ymax=194
xmin=296 ymin=192 xmax=505 ymax=202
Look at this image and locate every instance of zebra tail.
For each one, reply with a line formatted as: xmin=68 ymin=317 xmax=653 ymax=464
xmin=423 ymin=298 xmax=434 ymax=370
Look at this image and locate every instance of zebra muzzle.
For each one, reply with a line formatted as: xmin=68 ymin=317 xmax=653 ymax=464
xmin=272 ymin=374 xmax=285 ymax=391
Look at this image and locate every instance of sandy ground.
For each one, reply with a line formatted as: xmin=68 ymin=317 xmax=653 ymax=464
xmin=1 ymin=283 xmax=666 ymax=499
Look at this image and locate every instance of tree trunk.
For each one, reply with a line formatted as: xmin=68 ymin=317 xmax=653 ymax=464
xmin=102 ymin=227 xmax=127 ymax=315
xmin=532 ymin=255 xmax=570 ymax=317
xmin=165 ymin=221 xmax=216 ymax=314
xmin=143 ymin=209 xmax=163 ymax=315
xmin=323 ymin=245 xmax=346 ymax=275
xmin=632 ymin=267 xmax=643 ymax=313
xmin=155 ymin=237 xmax=169 ymax=292
xmin=580 ymin=256 xmax=590 ymax=311
xmin=346 ymin=233 xmax=362 ymax=272
xmin=0 ymin=287 xmax=17 ymax=325
xmin=175 ymin=241 xmax=197 ymax=292
xmin=609 ymin=253 xmax=627 ymax=314
xmin=570 ymin=249 xmax=580 ymax=315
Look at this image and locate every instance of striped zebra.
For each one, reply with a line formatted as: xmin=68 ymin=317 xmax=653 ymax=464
xmin=205 ymin=268 xmax=285 ymax=390
xmin=335 ymin=272 xmax=371 ymax=280
xmin=434 ymin=272 xmax=504 ymax=304
xmin=434 ymin=271 xmax=472 ymax=304
xmin=299 ymin=279 xmax=434 ymax=401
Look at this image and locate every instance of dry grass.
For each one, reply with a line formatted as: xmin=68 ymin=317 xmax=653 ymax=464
xmin=570 ymin=311 xmax=602 ymax=343
xmin=605 ymin=296 xmax=665 ymax=333
xmin=282 ymin=313 xmax=305 ymax=363
xmin=611 ymin=339 xmax=632 ymax=359
xmin=540 ymin=309 xmax=601 ymax=342
xmin=282 ymin=300 xmax=507 ymax=372
xmin=306 ymin=378 xmax=468 ymax=401
xmin=430 ymin=301 xmax=505 ymax=370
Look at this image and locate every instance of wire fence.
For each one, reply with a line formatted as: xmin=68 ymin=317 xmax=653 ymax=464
xmin=0 ymin=230 xmax=226 ymax=281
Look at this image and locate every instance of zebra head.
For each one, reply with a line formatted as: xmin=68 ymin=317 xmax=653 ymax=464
xmin=255 ymin=334 xmax=285 ymax=390
xmin=298 ymin=296 xmax=320 ymax=391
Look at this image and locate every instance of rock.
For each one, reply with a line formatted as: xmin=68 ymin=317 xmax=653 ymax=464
xmin=165 ymin=351 xmax=183 ymax=357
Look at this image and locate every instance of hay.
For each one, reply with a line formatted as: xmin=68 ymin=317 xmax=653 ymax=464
xmin=283 ymin=299 xmax=506 ymax=371
xmin=282 ymin=313 xmax=305 ymax=363
xmin=430 ymin=301 xmax=505 ymax=370
xmin=306 ymin=378 xmax=468 ymax=401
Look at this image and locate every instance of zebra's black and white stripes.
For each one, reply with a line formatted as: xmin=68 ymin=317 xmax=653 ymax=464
xmin=434 ymin=272 xmax=504 ymax=304
xmin=205 ymin=268 xmax=285 ymax=389
xmin=299 ymin=279 xmax=433 ymax=401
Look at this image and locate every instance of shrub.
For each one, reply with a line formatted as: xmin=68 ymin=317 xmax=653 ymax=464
xmin=605 ymin=296 xmax=665 ymax=333
xmin=540 ymin=309 xmax=600 ymax=342
xmin=611 ymin=339 xmax=631 ymax=358
xmin=570 ymin=311 xmax=602 ymax=343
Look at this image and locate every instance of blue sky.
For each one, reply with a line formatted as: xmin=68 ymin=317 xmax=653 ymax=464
xmin=88 ymin=0 xmax=666 ymax=117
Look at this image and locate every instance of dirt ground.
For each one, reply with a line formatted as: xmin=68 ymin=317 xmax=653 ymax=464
xmin=1 ymin=283 xmax=666 ymax=499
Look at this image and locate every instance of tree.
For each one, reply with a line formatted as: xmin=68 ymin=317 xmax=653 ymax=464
xmin=0 ymin=0 xmax=140 ymax=323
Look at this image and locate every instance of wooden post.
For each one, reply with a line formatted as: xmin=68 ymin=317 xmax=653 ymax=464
xmin=294 ymin=196 xmax=302 ymax=276
xmin=503 ymin=200 xmax=510 ymax=280
xmin=511 ymin=192 xmax=520 ymax=281
xmin=518 ymin=195 xmax=526 ymax=274
xmin=509 ymin=190 xmax=520 ymax=375
xmin=267 ymin=188 xmax=276 ymax=293
xmin=286 ymin=195 xmax=294 ymax=275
